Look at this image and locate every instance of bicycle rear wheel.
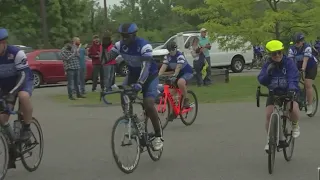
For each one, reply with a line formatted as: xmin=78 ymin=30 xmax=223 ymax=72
xmin=283 ymin=120 xmax=295 ymax=161
xmin=0 ymin=133 xmax=8 ymax=180
xmin=307 ymin=84 xmax=318 ymax=117
xmin=268 ymin=114 xmax=278 ymax=174
xmin=146 ymin=118 xmax=163 ymax=161
xmin=180 ymin=90 xmax=198 ymax=126
xmin=111 ymin=116 xmax=140 ymax=174
xmin=20 ymin=117 xmax=44 ymax=172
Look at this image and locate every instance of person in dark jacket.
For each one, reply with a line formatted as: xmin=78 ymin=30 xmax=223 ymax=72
xmin=258 ymin=40 xmax=300 ymax=153
xmin=88 ymin=35 xmax=104 ymax=92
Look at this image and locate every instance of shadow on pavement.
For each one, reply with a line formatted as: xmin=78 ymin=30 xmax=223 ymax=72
xmin=69 ymin=103 xmax=121 ymax=108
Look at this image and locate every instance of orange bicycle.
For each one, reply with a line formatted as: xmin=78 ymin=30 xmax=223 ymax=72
xmin=157 ymin=76 xmax=198 ymax=129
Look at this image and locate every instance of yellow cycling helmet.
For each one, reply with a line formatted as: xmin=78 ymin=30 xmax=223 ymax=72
xmin=289 ymin=41 xmax=293 ymax=45
xmin=265 ymin=40 xmax=284 ymax=52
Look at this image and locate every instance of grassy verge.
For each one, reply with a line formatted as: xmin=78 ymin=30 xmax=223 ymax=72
xmin=51 ymin=75 xmax=320 ymax=104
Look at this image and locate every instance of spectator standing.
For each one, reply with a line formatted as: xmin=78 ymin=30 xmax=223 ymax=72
xmin=190 ymin=37 xmax=206 ymax=86
xmin=100 ymin=36 xmax=116 ymax=93
xmin=198 ymin=28 xmax=212 ymax=85
xmin=78 ymin=43 xmax=87 ymax=94
xmin=88 ymin=35 xmax=104 ymax=92
xmin=60 ymin=39 xmax=84 ymax=100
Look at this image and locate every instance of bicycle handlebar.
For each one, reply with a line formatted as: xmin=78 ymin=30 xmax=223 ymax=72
xmin=256 ymin=86 xmax=294 ymax=111
xmin=0 ymin=98 xmax=17 ymax=114
xmin=99 ymin=85 xmax=142 ymax=104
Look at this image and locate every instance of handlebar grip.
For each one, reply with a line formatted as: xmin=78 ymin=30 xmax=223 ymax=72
xmin=256 ymin=86 xmax=260 ymax=107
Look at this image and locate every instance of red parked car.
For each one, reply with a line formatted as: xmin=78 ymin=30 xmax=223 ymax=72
xmin=26 ymin=49 xmax=93 ymax=88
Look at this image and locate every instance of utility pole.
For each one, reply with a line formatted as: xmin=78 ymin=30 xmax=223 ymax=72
xmin=40 ymin=0 xmax=49 ymax=47
xmin=104 ymin=0 xmax=108 ymax=28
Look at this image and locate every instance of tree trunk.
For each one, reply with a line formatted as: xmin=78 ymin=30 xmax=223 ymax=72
xmin=40 ymin=0 xmax=49 ymax=48
xmin=275 ymin=21 xmax=280 ymax=39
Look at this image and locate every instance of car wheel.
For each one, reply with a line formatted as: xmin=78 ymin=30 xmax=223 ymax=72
xmin=32 ymin=71 xmax=42 ymax=88
xmin=230 ymin=57 xmax=245 ymax=73
xmin=119 ymin=62 xmax=129 ymax=77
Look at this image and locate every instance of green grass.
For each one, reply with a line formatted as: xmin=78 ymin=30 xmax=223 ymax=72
xmin=50 ymin=75 xmax=320 ymax=105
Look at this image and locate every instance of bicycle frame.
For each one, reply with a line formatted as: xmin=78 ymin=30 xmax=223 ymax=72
xmin=157 ymin=84 xmax=192 ymax=116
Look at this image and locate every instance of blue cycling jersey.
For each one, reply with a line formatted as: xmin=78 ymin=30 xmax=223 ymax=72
xmin=258 ymin=55 xmax=299 ymax=94
xmin=163 ymin=51 xmax=193 ymax=75
xmin=111 ymin=37 xmax=158 ymax=83
xmin=288 ymin=43 xmax=317 ymax=69
xmin=0 ymin=45 xmax=33 ymax=90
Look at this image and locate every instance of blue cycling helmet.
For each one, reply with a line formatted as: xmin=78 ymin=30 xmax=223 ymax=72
xmin=0 ymin=28 xmax=8 ymax=41
xmin=293 ymin=33 xmax=304 ymax=43
xmin=118 ymin=23 xmax=138 ymax=34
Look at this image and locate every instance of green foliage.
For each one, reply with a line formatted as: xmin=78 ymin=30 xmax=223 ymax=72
xmin=174 ymin=0 xmax=320 ymax=50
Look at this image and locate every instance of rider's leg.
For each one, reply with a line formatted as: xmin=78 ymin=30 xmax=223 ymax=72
xmin=305 ymin=65 xmax=317 ymax=115
xmin=143 ymin=77 xmax=163 ymax=150
xmin=289 ymin=101 xmax=300 ymax=138
xmin=19 ymin=80 xmax=34 ymax=140
xmin=177 ymin=73 xmax=193 ymax=107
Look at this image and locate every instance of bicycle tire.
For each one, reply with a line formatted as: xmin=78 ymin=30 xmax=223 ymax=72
xmin=283 ymin=127 xmax=295 ymax=161
xmin=268 ymin=114 xmax=278 ymax=174
xmin=146 ymin=118 xmax=163 ymax=161
xmin=0 ymin=133 xmax=9 ymax=180
xmin=20 ymin=118 xmax=44 ymax=172
xmin=156 ymin=97 xmax=170 ymax=130
xmin=111 ymin=116 xmax=140 ymax=174
xmin=180 ymin=90 xmax=198 ymax=126
xmin=307 ymin=84 xmax=318 ymax=117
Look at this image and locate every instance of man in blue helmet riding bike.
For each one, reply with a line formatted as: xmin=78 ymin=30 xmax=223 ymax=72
xmin=158 ymin=41 xmax=193 ymax=108
xmin=0 ymin=28 xmax=34 ymax=168
xmin=101 ymin=23 xmax=163 ymax=150
xmin=288 ymin=33 xmax=318 ymax=115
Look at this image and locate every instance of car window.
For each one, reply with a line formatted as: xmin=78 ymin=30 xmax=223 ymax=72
xmin=37 ymin=52 xmax=58 ymax=61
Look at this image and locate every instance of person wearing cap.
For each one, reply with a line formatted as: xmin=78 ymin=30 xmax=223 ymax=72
xmin=288 ymin=32 xmax=318 ymax=115
xmin=198 ymin=28 xmax=212 ymax=85
xmin=258 ymin=39 xmax=300 ymax=152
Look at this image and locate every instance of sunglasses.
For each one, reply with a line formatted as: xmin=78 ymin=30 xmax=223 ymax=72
xmin=270 ymin=51 xmax=282 ymax=57
xmin=121 ymin=33 xmax=134 ymax=39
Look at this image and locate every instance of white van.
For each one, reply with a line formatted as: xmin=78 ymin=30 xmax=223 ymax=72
xmin=153 ymin=31 xmax=253 ymax=73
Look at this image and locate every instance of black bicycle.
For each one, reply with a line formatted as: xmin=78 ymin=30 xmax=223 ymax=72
xmin=256 ymin=86 xmax=295 ymax=174
xmin=0 ymin=95 xmax=44 ymax=180
xmin=298 ymin=71 xmax=318 ymax=117
xmin=101 ymin=85 xmax=163 ymax=174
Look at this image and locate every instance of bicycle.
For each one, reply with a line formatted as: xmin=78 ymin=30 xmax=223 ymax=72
xmin=101 ymin=85 xmax=163 ymax=174
xmin=297 ymin=70 xmax=318 ymax=117
xmin=156 ymin=76 xmax=198 ymax=130
xmin=256 ymin=86 xmax=295 ymax=174
xmin=0 ymin=94 xmax=44 ymax=179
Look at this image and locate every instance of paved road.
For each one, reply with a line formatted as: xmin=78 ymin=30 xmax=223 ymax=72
xmin=5 ymin=86 xmax=320 ymax=180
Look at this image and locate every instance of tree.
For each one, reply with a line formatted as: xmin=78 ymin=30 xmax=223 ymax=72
xmin=174 ymin=0 xmax=320 ymax=50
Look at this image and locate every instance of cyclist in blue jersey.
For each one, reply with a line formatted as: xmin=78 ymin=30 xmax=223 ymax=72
xmin=100 ymin=23 xmax=163 ymax=150
xmin=158 ymin=41 xmax=193 ymax=107
xmin=258 ymin=40 xmax=300 ymax=152
xmin=288 ymin=33 xmax=318 ymax=115
xmin=0 ymin=28 xmax=34 ymax=168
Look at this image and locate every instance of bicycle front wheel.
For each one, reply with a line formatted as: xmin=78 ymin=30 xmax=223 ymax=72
xmin=283 ymin=120 xmax=295 ymax=161
xmin=20 ymin=117 xmax=44 ymax=172
xmin=307 ymin=84 xmax=318 ymax=117
xmin=0 ymin=133 xmax=9 ymax=180
xmin=180 ymin=90 xmax=198 ymax=126
xmin=156 ymin=96 xmax=170 ymax=130
xmin=268 ymin=114 xmax=278 ymax=174
xmin=111 ymin=116 xmax=140 ymax=174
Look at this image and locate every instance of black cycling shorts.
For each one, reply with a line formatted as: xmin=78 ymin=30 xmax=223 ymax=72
xmin=265 ymin=96 xmax=298 ymax=107
xmin=305 ymin=65 xmax=317 ymax=80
